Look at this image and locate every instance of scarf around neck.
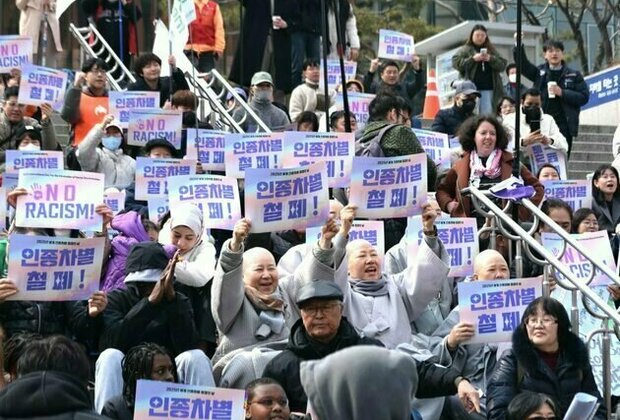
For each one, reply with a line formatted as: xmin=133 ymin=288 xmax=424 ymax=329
xmin=349 ymin=277 xmax=389 ymax=297
xmin=469 ymin=148 xmax=502 ymax=187
xmin=244 ymin=285 xmax=284 ymax=312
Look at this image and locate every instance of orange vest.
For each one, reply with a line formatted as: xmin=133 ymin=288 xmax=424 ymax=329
xmin=73 ymin=93 xmax=109 ymax=146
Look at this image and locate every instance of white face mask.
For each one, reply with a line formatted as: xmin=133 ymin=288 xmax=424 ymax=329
xmin=54 ymin=229 xmax=72 ymax=238
xmin=19 ymin=143 xmax=41 ymax=151
xmin=508 ymin=74 xmax=517 ymax=84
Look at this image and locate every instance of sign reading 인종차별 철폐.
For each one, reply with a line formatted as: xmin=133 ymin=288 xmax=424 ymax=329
xmin=244 ymin=162 xmax=330 ymax=233
xmin=5 ymin=150 xmax=64 ymax=174
xmin=108 ymin=91 xmax=160 ymax=128
xmin=127 ymin=109 xmax=183 ymax=149
xmin=7 ymin=234 xmax=105 ymax=301
xmin=413 ymin=128 xmax=451 ymax=171
xmin=185 ymin=129 xmax=226 ymax=172
xmin=224 ymin=132 xmax=284 ymax=178
xmin=15 ymin=169 xmax=104 ymax=232
xmin=319 ymin=59 xmax=357 ymax=91
xmin=378 ymin=29 xmax=414 ymax=62
xmin=148 ymin=198 xmax=169 ymax=225
xmin=543 ymin=180 xmax=592 ymax=212
xmin=306 ymin=220 xmax=385 ymax=257
xmin=18 ymin=65 xmax=68 ymax=111
xmin=103 ymin=190 xmax=126 ymax=216
xmin=135 ymin=157 xmax=197 ymax=201
xmin=0 ymin=35 xmax=32 ymax=72
xmin=459 ymin=277 xmax=542 ymax=344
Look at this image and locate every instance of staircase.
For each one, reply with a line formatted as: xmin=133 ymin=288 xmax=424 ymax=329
xmin=567 ymin=124 xmax=616 ymax=179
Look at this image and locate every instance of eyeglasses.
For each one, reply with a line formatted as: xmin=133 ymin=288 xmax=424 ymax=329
xmin=526 ymin=316 xmax=557 ymax=327
xmin=301 ymin=302 xmax=341 ymax=316
xmin=249 ymin=398 xmax=288 ymax=408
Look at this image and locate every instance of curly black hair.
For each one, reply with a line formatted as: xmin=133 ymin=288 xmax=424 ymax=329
xmin=456 ymin=114 xmax=510 ymax=152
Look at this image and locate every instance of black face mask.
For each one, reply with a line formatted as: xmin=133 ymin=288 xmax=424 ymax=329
xmin=522 ymin=105 xmax=542 ymax=124
xmin=459 ymin=99 xmax=476 ymax=114
xmin=182 ymin=111 xmax=197 ymax=127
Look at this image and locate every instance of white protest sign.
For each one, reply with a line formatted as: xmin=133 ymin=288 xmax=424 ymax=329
xmin=349 ymin=153 xmax=428 ymax=219
xmin=103 ymin=191 xmax=126 ymax=216
xmin=0 ymin=35 xmax=32 ymax=72
xmin=5 ymin=150 xmax=64 ymax=174
xmin=319 ymin=59 xmax=357 ymax=91
xmin=108 ymin=91 xmax=160 ymax=128
xmin=135 ymin=157 xmax=196 ymax=201
xmin=18 ymin=65 xmax=68 ymax=111
xmin=0 ymin=188 xmax=6 ymax=231
xmin=378 ymin=29 xmax=415 ymax=62
xmin=306 ymin=220 xmax=385 ymax=256
xmin=185 ymin=129 xmax=226 ymax=171
xmin=15 ymin=169 xmax=104 ymax=231
xmin=128 ymin=109 xmax=183 ymax=149
xmin=335 ymin=92 xmax=375 ymax=130
xmin=528 ymin=144 xmax=568 ymax=180
xmin=148 ymin=198 xmax=169 ymax=224
xmin=459 ymin=277 xmax=543 ymax=344
xmin=543 ymin=180 xmax=592 ymax=212
xmin=224 ymin=133 xmax=284 ymax=178
xmin=413 ymin=128 xmax=451 ymax=171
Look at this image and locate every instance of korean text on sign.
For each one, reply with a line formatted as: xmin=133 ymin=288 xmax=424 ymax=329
xmin=378 ymin=29 xmax=415 ymax=62
xmin=148 ymin=198 xmax=169 ymax=224
xmin=5 ymin=150 xmax=64 ymax=174
xmin=134 ymin=379 xmax=245 ymax=420
xmin=282 ymin=131 xmax=354 ymax=188
xmin=307 ymin=220 xmax=385 ymax=256
xmin=245 ymin=162 xmax=330 ymax=233
xmin=18 ymin=65 xmax=68 ymax=111
xmin=224 ymin=132 xmax=284 ymax=178
xmin=135 ymin=157 xmax=197 ymax=201
xmin=543 ymin=179 xmax=592 ymax=212
xmin=185 ymin=129 xmax=226 ymax=171
xmin=349 ymin=153 xmax=428 ymax=219
xmin=103 ymin=191 xmax=126 ymax=216
xmin=128 ymin=109 xmax=183 ymax=149
xmin=108 ymin=91 xmax=160 ymax=128
xmin=7 ymin=234 xmax=105 ymax=301
xmin=335 ymin=92 xmax=375 ymax=130
xmin=527 ymin=144 xmax=567 ymax=180
xmin=167 ymin=175 xmax=241 ymax=230
xmin=407 ymin=216 xmax=478 ymax=277
xmin=319 ymin=59 xmax=357 ymax=91
xmin=541 ymin=231 xmax=617 ymax=287
xmin=15 ymin=169 xmax=104 ymax=232
xmin=413 ymin=128 xmax=451 ymax=171
xmin=459 ymin=277 xmax=542 ymax=344
xmin=0 ymin=35 xmax=32 ymax=72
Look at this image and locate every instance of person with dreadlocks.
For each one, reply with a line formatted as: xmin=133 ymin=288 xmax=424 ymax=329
xmin=101 ymin=343 xmax=178 ymax=420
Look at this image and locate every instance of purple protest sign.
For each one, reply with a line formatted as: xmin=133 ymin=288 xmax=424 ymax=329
xmin=5 ymin=150 xmax=64 ymax=173
xmin=167 ymin=174 xmax=241 ymax=230
xmin=135 ymin=157 xmax=197 ymax=201
xmin=349 ymin=153 xmax=428 ymax=219
xmin=108 ymin=91 xmax=160 ymax=128
xmin=15 ymin=169 xmax=104 ymax=231
xmin=127 ymin=109 xmax=183 ymax=149
xmin=282 ymin=131 xmax=354 ymax=188
xmin=224 ymin=132 xmax=284 ymax=178
xmin=245 ymin=162 xmax=330 ymax=233
xmin=0 ymin=35 xmax=33 ymax=72
xmin=7 ymin=234 xmax=105 ymax=301
xmin=148 ymin=197 xmax=169 ymax=224
xmin=103 ymin=190 xmax=126 ymax=216
xmin=18 ymin=64 xmax=68 ymax=111
xmin=185 ymin=129 xmax=226 ymax=171
xmin=378 ymin=29 xmax=415 ymax=62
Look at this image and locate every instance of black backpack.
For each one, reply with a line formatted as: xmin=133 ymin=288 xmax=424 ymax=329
xmin=354 ymin=124 xmax=399 ymax=157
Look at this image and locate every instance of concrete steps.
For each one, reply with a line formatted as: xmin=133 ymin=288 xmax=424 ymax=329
xmin=568 ymin=124 xmax=616 ymax=179
xmin=51 ymin=113 xmax=70 ymax=148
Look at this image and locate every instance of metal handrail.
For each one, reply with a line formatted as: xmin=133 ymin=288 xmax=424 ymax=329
xmin=69 ymin=23 xmax=135 ymax=91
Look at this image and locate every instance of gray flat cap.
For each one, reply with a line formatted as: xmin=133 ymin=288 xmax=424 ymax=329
xmin=296 ymin=281 xmax=344 ymax=306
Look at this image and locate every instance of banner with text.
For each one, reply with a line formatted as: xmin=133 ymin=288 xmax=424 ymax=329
xmin=543 ymin=180 xmax=592 ymax=211
xmin=108 ymin=91 xmax=160 ymax=128
xmin=18 ymin=65 xmax=68 ymax=111
xmin=128 ymin=109 xmax=183 ymax=149
xmin=5 ymin=150 xmax=64 ymax=174
xmin=0 ymin=35 xmax=32 ymax=72
xmin=185 ymin=129 xmax=226 ymax=171
xmin=224 ymin=132 xmax=284 ymax=178
xmin=378 ymin=29 xmax=415 ymax=62
xmin=135 ymin=157 xmax=196 ymax=201
xmin=413 ymin=128 xmax=451 ymax=171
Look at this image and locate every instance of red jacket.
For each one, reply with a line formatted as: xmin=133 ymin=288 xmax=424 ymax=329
xmin=185 ymin=0 xmax=225 ymax=54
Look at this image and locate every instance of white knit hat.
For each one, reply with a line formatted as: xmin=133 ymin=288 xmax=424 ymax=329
xmin=170 ymin=203 xmax=203 ymax=237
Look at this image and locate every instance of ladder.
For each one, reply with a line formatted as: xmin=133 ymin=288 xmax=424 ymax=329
xmin=69 ymin=23 xmax=135 ymax=91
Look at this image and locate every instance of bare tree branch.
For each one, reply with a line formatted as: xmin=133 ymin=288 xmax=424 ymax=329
xmin=434 ymin=0 xmax=464 ymax=22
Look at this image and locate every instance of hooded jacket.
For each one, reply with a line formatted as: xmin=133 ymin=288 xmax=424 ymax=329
xmin=486 ymin=325 xmax=606 ymax=420
xmin=0 ymin=371 xmax=104 ymax=419
xmin=262 ymin=317 xmax=383 ymax=412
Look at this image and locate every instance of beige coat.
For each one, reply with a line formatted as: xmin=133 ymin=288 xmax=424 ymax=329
xmin=16 ymin=0 xmax=63 ymax=54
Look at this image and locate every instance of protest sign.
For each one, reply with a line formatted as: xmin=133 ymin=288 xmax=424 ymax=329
xmin=0 ymin=188 xmax=6 ymax=231
xmin=541 ymin=231 xmax=616 ymax=287
xmin=5 ymin=150 xmax=64 ymax=174
xmin=407 ymin=216 xmax=478 ymax=277
xmin=2 ymin=173 xmax=19 ymax=192
xmin=148 ymin=198 xmax=169 ymax=224
xmin=18 ymin=65 xmax=68 ymax=111
xmin=16 ymin=169 xmax=104 ymax=231
xmin=168 ymin=175 xmax=241 ymax=230
xmin=282 ymin=131 xmax=354 ymax=188
xmin=319 ymin=59 xmax=357 ymax=91
xmin=108 ymin=91 xmax=160 ymax=128
xmin=335 ymin=92 xmax=375 ymax=130
xmin=127 ymin=109 xmax=183 ymax=149
xmin=225 ymin=133 xmax=284 ymax=178
xmin=0 ymin=35 xmax=32 ymax=72
xmin=349 ymin=153 xmax=427 ymax=219
xmin=103 ymin=190 xmax=126 ymax=216
xmin=543 ymin=180 xmax=592 ymax=211
xmin=135 ymin=157 xmax=196 ymax=201
xmin=413 ymin=128 xmax=451 ymax=171
xmin=7 ymin=234 xmax=105 ymax=301
xmin=527 ymin=144 xmax=568 ymax=180
xmin=378 ymin=29 xmax=415 ymax=62
xmin=245 ymin=163 xmax=330 ymax=233
xmin=169 ymin=0 xmax=197 ymax=47
xmin=306 ymin=220 xmax=385 ymax=256
xmin=459 ymin=277 xmax=542 ymax=344
xmin=134 ymin=379 xmax=245 ymax=420
xmin=185 ymin=129 xmax=226 ymax=171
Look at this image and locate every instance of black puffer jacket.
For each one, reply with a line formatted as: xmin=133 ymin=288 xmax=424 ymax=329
xmin=430 ymin=105 xmax=474 ymax=137
xmin=486 ymin=325 xmax=606 ymax=420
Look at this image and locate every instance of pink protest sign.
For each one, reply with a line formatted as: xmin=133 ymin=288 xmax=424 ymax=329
xmin=0 ymin=35 xmax=33 ymax=72
xmin=5 ymin=150 xmax=64 ymax=173
xmin=349 ymin=153 xmax=428 ymax=219
xmin=167 ymin=174 xmax=241 ymax=230
xmin=127 ymin=109 xmax=183 ymax=149
xmin=18 ymin=65 xmax=68 ymax=111
xmin=244 ymin=162 xmax=330 ymax=233
xmin=282 ymin=131 xmax=354 ymax=188
xmin=185 ymin=129 xmax=226 ymax=171
xmin=108 ymin=91 xmax=160 ymax=128
xmin=224 ymin=132 xmax=284 ymax=178
xmin=15 ymin=169 xmax=104 ymax=232
xmin=7 ymin=234 xmax=105 ymax=301
xmin=378 ymin=29 xmax=415 ymax=62
xmin=135 ymin=157 xmax=197 ymax=201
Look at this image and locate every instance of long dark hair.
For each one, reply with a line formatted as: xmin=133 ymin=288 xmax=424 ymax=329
xmin=519 ymin=297 xmax=572 ymax=348
xmin=465 ymin=24 xmax=497 ymax=54
xmin=592 ymin=164 xmax=620 ymax=203
xmin=506 ymin=391 xmax=559 ymax=420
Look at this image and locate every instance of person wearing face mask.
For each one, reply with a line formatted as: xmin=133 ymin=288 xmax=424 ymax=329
xmin=77 ymin=114 xmax=136 ymax=189
xmin=503 ymin=63 xmax=527 ymax=102
xmin=431 ymin=80 xmax=481 ymax=137
xmin=503 ymin=88 xmax=568 ymax=155
xmin=233 ymin=72 xmax=290 ymax=132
